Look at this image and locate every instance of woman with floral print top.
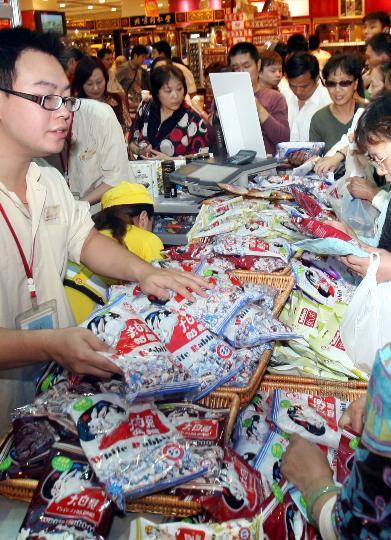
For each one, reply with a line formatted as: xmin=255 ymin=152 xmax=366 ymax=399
xmin=130 ymin=64 xmax=209 ymax=159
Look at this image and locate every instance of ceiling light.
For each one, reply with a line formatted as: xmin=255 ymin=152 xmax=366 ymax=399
xmin=111 ymin=6 xmax=117 ymax=10
xmin=87 ymin=4 xmax=93 ymax=8
xmin=158 ymin=2 xmax=163 ymax=5
xmin=109 ymin=34 xmax=112 ymax=38
xmin=99 ymin=0 xmax=105 ymax=3
xmin=59 ymin=3 xmax=65 ymax=7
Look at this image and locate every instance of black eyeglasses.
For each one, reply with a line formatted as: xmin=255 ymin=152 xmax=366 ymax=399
xmin=323 ymin=79 xmax=355 ymax=88
xmin=0 ymin=88 xmax=81 ymax=112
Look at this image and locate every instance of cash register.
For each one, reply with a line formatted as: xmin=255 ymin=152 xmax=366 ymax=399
xmin=169 ymin=152 xmax=278 ymax=198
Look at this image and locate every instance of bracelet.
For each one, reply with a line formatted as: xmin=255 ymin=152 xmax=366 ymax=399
xmin=306 ymin=484 xmax=340 ymax=528
xmin=336 ymin=150 xmax=346 ymax=160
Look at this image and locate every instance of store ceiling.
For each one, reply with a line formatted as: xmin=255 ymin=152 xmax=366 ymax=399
xmin=57 ymin=0 xmax=170 ymax=20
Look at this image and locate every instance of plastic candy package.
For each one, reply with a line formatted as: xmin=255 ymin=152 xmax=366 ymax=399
xmin=291 ymin=187 xmax=323 ymax=218
xmin=158 ymin=403 xmax=229 ymax=495
xmin=293 ymin=217 xmax=368 ymax=257
xmin=337 ymin=427 xmax=360 ymax=483
xmin=81 ymin=293 xmax=198 ymax=401
xmin=162 ymin=243 xmax=214 ymax=262
xmin=232 ymin=391 xmax=272 ymax=465
xmin=262 ymin=481 xmax=319 ymax=540
xmin=291 ymin=259 xmax=356 ymax=307
xmin=166 ymin=276 xmax=254 ymax=336
xmin=201 ymin=447 xmax=265 ymax=522
xmin=17 ymin=442 xmax=115 ymax=540
xmin=129 ymin=515 xmax=264 ymax=540
xmin=226 ymin=254 xmax=288 ymax=273
xmin=35 ymin=361 xmax=69 ymax=397
xmin=213 ymin=235 xmax=291 ymax=263
xmin=268 ymin=390 xmax=347 ymax=449
xmin=253 ymin=430 xmax=290 ymax=499
xmin=140 ymin=305 xmax=243 ymax=400
xmin=222 ymin=304 xmax=297 ymax=348
xmin=69 ymin=395 xmax=206 ymax=509
xmin=0 ymin=431 xmax=51 ymax=481
xmin=275 ymin=141 xmax=325 ymax=162
xmin=224 ymin=344 xmax=271 ymax=388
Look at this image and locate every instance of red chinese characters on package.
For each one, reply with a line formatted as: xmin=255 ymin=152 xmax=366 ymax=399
xmin=17 ymin=443 xmax=114 ymax=540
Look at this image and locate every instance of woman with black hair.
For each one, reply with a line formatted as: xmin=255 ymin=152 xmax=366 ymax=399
xmin=130 ymin=64 xmax=209 ymax=159
xmin=65 ymin=183 xmax=163 ymax=324
xmin=72 ymin=55 xmax=132 ymax=132
xmin=309 ymin=54 xmax=363 ymax=153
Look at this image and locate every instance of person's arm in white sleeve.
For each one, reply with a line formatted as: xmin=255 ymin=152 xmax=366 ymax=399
xmin=318 ymin=495 xmax=338 ymax=540
xmin=80 ymin=105 xmax=129 ymax=205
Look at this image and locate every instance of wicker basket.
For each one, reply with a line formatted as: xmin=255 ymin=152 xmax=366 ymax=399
xmin=0 ymin=393 xmax=240 ymax=517
xmin=213 ymin=272 xmax=295 ymax=405
xmin=259 ymin=374 xmax=367 ymax=401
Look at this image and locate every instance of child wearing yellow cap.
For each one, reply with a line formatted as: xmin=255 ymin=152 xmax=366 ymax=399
xmin=65 ymin=182 xmax=163 ymax=324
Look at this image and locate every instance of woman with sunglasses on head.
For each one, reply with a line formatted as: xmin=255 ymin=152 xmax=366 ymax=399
xmin=309 ymin=54 xmax=363 ymax=153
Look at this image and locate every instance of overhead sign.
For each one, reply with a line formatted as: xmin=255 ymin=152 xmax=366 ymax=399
xmin=129 ymin=13 xmax=175 ymax=27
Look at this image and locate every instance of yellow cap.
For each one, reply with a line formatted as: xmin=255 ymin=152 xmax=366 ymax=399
xmin=101 ymin=182 xmax=154 ymax=209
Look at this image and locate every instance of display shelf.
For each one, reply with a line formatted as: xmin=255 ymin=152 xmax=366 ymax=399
xmin=321 ymin=40 xmax=365 ymax=47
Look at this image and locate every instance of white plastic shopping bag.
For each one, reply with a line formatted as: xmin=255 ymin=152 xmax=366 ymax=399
xmin=341 ymin=252 xmax=391 ymax=374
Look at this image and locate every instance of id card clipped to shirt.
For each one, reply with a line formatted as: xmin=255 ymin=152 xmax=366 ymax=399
xmin=15 ymin=299 xmax=59 ymax=330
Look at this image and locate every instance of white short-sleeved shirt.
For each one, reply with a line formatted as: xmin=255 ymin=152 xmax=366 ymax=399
xmin=66 ymin=99 xmax=130 ymax=198
xmin=285 ymin=82 xmax=332 ymax=141
xmin=0 ymin=160 xmax=94 ymax=431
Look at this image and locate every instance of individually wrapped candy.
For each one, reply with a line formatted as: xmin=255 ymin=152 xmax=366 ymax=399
xmin=223 ymin=345 xmax=271 ymax=388
xmin=200 ymin=447 xmax=265 ymax=522
xmin=232 ymin=391 xmax=272 ymax=465
xmin=213 ymin=235 xmax=291 ymax=263
xmin=69 ymin=395 xmax=206 ymax=509
xmin=81 ymin=294 xmax=198 ymax=401
xmin=129 ymin=515 xmax=264 ymax=540
xmin=17 ymin=442 xmax=115 ymax=540
xmin=268 ymin=390 xmax=347 ymax=449
xmin=140 ymin=305 xmax=243 ymax=400
xmin=221 ymin=304 xmax=298 ymax=348
xmin=159 ymin=403 xmax=229 ymax=495
xmin=162 ymin=243 xmax=214 ymax=262
xmin=337 ymin=427 xmax=360 ymax=483
xmin=166 ymin=276 xmax=254 ymax=336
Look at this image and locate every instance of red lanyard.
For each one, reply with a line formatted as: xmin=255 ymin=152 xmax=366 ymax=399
xmin=59 ymin=112 xmax=74 ymax=185
xmin=0 ymin=202 xmax=37 ymax=304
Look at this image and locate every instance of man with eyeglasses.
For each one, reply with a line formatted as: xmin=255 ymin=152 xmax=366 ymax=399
xmin=0 ymin=27 xmax=210 ymax=434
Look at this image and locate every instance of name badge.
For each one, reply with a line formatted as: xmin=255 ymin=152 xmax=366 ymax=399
xmin=15 ymin=299 xmax=59 ymax=330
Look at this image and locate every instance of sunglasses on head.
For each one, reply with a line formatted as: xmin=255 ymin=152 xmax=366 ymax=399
xmin=323 ymin=79 xmax=355 ymax=88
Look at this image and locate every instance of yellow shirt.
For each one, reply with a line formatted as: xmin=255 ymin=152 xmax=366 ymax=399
xmin=65 ymin=224 xmax=163 ymax=325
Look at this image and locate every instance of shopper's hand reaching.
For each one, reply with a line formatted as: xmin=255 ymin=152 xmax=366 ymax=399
xmin=338 ymin=395 xmax=367 ymax=434
xmin=43 ymin=327 xmax=122 ymax=378
xmin=138 ymin=267 xmax=212 ymax=302
xmin=314 ymin=154 xmax=344 ymax=176
xmin=341 ymin=245 xmax=391 ymax=282
xmin=346 ymin=176 xmax=381 ymax=202
xmin=281 ymin=434 xmax=334 ymax=499
xmin=287 ymin=150 xmax=308 ymax=167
